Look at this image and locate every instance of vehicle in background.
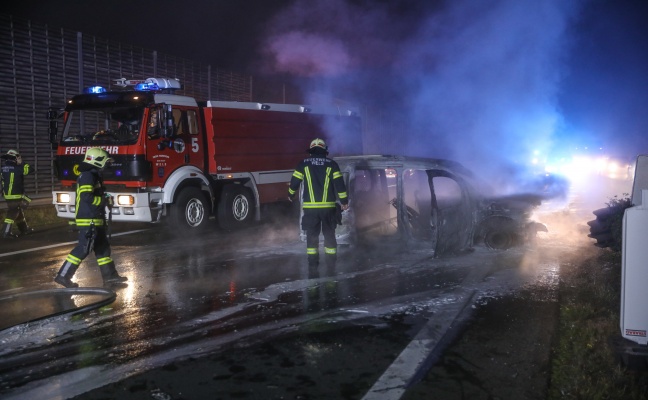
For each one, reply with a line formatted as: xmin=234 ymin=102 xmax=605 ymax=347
xmin=587 ymin=154 xmax=647 ymax=251
xmin=47 ymin=77 xmax=362 ymax=231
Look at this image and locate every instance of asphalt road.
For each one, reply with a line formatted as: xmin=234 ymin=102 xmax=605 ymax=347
xmin=0 ymin=210 xmax=582 ymax=400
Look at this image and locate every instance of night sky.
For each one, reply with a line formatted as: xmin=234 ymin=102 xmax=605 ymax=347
xmin=6 ymin=0 xmax=648 ymax=185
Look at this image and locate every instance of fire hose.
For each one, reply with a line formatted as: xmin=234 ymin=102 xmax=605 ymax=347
xmin=0 ymin=287 xmax=117 ymax=332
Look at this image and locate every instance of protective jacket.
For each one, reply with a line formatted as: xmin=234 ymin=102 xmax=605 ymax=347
xmin=288 ymin=155 xmax=348 ymax=208
xmin=75 ymin=164 xmax=108 ymax=227
xmin=1 ymin=160 xmax=33 ymax=201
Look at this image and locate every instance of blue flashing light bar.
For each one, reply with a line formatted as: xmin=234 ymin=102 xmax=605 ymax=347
xmin=134 ymin=82 xmax=160 ymax=91
xmin=84 ymin=78 xmax=181 ymax=95
xmin=85 ymin=85 xmax=107 ymax=94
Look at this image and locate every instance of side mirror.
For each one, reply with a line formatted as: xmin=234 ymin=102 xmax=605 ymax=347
xmin=47 ymin=109 xmax=59 ymax=120
xmin=47 ymin=107 xmax=61 ymax=150
xmin=162 ymin=104 xmax=174 ymax=138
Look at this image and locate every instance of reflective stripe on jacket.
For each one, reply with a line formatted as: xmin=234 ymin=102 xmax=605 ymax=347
xmin=1 ymin=161 xmax=33 ymax=201
xmin=75 ymin=169 xmax=106 ymax=225
xmin=289 ymin=156 xmax=348 ymax=209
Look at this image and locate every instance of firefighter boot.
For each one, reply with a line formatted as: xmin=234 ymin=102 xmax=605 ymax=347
xmin=55 ymin=260 xmax=79 ymax=288
xmin=308 ymin=255 xmax=320 ymax=278
xmin=325 ymin=254 xmax=337 ymax=276
xmin=307 ymin=252 xmax=319 ymax=267
xmin=17 ymin=220 xmax=34 ymax=236
xmin=308 ymin=264 xmax=320 ymax=279
xmin=100 ymin=261 xmax=128 ymax=287
xmin=2 ymin=222 xmax=17 ymax=239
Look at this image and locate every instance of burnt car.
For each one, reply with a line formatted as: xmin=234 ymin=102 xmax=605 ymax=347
xmin=301 ymin=155 xmax=547 ymax=257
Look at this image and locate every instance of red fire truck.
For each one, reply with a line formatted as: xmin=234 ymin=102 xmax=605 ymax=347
xmin=47 ymin=77 xmax=362 ymax=231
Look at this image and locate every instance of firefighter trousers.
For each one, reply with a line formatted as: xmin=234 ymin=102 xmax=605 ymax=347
xmin=4 ymin=199 xmax=28 ymax=223
xmin=2 ymin=199 xmax=31 ymax=236
xmin=67 ymin=225 xmax=113 ymax=266
xmin=302 ymin=208 xmax=338 ymax=267
xmin=56 ymin=224 xmax=123 ymax=288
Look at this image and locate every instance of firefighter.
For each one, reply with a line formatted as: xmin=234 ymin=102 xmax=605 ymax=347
xmin=55 ymin=148 xmax=127 ymax=288
xmin=147 ymin=108 xmax=160 ymax=139
xmin=1 ymin=149 xmax=34 ymax=238
xmin=288 ymin=138 xmax=349 ymax=277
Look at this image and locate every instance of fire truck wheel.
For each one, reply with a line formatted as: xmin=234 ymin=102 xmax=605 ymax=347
xmin=173 ymin=187 xmax=209 ymax=230
xmin=218 ymin=185 xmax=254 ymax=230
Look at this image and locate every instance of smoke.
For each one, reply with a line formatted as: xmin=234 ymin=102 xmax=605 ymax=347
xmin=262 ymin=0 xmax=588 ymax=196
xmin=267 ymin=32 xmax=352 ymax=77
xmin=399 ymin=1 xmax=578 ymax=165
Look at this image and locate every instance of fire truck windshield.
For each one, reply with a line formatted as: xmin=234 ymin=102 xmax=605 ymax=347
xmin=62 ymin=105 xmax=145 ymax=145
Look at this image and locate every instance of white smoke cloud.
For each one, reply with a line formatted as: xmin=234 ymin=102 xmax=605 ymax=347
xmin=262 ymin=0 xmax=587 ymax=194
xmin=267 ymin=32 xmax=351 ymax=76
xmin=397 ymin=1 xmax=582 ymax=173
xmin=262 ymin=0 xmax=409 ymax=77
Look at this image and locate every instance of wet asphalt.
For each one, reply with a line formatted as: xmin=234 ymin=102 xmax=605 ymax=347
xmin=0 ymin=207 xmax=584 ymax=399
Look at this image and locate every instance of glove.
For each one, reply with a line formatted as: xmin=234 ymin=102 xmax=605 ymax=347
xmin=104 ymin=193 xmax=114 ymax=207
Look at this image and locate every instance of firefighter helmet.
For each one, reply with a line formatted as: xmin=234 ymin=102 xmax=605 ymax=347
xmin=83 ymin=147 xmax=114 ymax=168
xmin=1 ymin=149 xmax=20 ymax=161
xmin=308 ymin=138 xmax=328 ymax=153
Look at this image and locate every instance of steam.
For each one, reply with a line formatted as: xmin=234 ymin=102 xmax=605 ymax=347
xmin=262 ymin=0 xmax=587 ymax=197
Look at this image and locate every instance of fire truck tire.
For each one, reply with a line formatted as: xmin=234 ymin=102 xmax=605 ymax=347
xmin=218 ymin=185 xmax=254 ymax=230
xmin=173 ymin=187 xmax=209 ymax=230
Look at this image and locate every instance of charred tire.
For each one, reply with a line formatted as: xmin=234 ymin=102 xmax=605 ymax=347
xmin=218 ymin=185 xmax=254 ymax=230
xmin=480 ymin=217 xmax=517 ymax=250
xmin=484 ymin=229 xmax=514 ymax=250
xmin=172 ymin=187 xmax=209 ymax=231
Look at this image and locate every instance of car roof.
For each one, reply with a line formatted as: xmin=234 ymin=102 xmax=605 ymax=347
xmin=333 ymin=154 xmax=476 ymax=179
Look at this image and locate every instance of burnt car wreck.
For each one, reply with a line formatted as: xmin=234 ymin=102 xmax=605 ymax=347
xmin=317 ymin=155 xmax=547 ymax=258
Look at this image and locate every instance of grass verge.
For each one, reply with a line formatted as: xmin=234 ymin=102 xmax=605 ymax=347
xmin=548 ymin=249 xmax=648 ymax=399
xmin=0 ymin=204 xmax=67 ymax=229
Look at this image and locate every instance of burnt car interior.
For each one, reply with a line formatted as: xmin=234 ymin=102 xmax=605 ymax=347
xmin=347 ymin=164 xmax=475 ymax=257
xmin=329 ymin=156 xmax=546 ymax=258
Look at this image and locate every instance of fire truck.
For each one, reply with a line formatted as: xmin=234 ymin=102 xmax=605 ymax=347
xmin=47 ymin=77 xmax=362 ymax=231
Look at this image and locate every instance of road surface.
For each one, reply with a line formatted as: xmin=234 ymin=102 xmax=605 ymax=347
xmin=0 ymin=206 xmax=590 ymax=399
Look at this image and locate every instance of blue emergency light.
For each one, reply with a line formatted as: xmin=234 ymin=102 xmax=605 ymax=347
xmin=134 ymin=82 xmax=160 ymax=91
xmin=84 ymin=85 xmax=107 ymax=94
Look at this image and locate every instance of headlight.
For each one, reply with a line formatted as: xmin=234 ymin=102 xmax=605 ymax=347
xmin=116 ymin=195 xmax=135 ymax=206
xmin=57 ymin=193 xmax=71 ymax=203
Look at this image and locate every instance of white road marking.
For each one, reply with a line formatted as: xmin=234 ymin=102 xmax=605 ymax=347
xmin=0 ymin=230 xmax=149 ymax=258
xmin=362 ymin=266 xmax=488 ymax=400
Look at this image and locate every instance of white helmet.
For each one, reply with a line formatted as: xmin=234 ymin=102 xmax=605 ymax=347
xmin=308 ymin=138 xmax=328 ymax=153
xmin=1 ymin=149 xmax=20 ymax=162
